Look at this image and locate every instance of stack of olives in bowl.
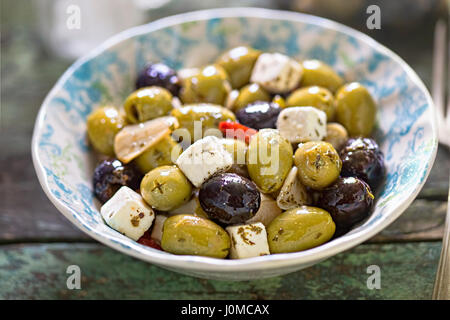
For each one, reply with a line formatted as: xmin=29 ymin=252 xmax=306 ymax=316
xmin=86 ymin=46 xmax=385 ymax=259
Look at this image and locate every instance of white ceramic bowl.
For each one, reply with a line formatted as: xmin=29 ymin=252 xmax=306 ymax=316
xmin=32 ymin=8 xmax=438 ymax=280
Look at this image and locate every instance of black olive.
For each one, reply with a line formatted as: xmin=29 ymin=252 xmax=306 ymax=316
xmin=340 ymin=137 xmax=386 ymax=191
xmin=199 ymin=173 xmax=260 ymax=225
xmin=235 ymin=101 xmax=281 ymax=130
xmin=93 ymin=159 xmax=142 ymax=203
xmin=317 ymin=177 xmax=374 ymax=236
xmin=136 ymin=63 xmax=180 ymax=96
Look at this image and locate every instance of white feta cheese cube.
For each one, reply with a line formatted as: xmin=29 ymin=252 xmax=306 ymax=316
xmin=276 ymin=166 xmax=311 ymax=210
xmin=150 ymin=215 xmax=167 ymax=245
xmin=226 ymin=223 xmax=270 ymax=259
xmin=100 ymin=186 xmax=155 ymax=241
xmin=276 ymin=106 xmax=327 ymax=143
xmin=175 ymin=136 xmax=233 ymax=187
xmin=250 ymin=53 xmax=303 ymax=93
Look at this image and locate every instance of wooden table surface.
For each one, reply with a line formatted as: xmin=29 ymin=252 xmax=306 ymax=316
xmin=1 ymin=0 xmax=449 ymax=299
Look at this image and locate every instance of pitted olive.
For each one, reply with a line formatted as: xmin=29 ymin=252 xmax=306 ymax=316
xmin=87 ymin=106 xmax=126 ymax=156
xmin=247 ymin=129 xmax=293 ymax=193
xmin=124 ymin=86 xmax=173 ymax=123
xmin=140 ymin=165 xmax=192 ymax=211
xmin=286 ymin=86 xmax=336 ymax=121
xmin=161 ymin=214 xmax=230 ymax=258
xmin=216 ymin=46 xmax=261 ymax=89
xmin=335 ymin=82 xmax=377 ymax=137
xmin=300 ymin=59 xmax=344 ymax=92
xmin=267 ymin=206 xmax=335 ymax=253
xmin=180 ymin=64 xmax=231 ymax=105
xmin=294 ymin=141 xmax=342 ymax=190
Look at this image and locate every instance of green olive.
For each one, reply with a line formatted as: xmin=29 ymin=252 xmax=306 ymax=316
xmin=86 ymin=106 xmax=126 ymax=156
xmin=335 ymin=82 xmax=377 ymax=137
xmin=267 ymin=206 xmax=335 ymax=253
xmin=294 ymin=141 xmax=342 ymax=190
xmin=180 ymin=64 xmax=231 ymax=105
xmin=216 ymin=46 xmax=261 ymax=89
xmin=124 ymin=86 xmax=173 ymax=123
xmin=140 ymin=165 xmax=192 ymax=211
xmin=272 ymin=95 xmax=286 ymax=108
xmin=301 ymin=60 xmax=344 ymax=93
xmin=233 ymin=83 xmax=271 ymax=111
xmin=247 ymin=129 xmax=293 ymax=193
xmin=134 ymin=135 xmax=182 ymax=173
xmin=161 ymin=214 xmax=231 ymax=258
xmin=286 ymin=86 xmax=336 ymax=121
xmin=171 ymin=104 xmax=236 ymax=142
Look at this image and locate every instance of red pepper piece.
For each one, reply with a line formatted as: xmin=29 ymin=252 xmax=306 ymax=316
xmin=219 ymin=121 xmax=258 ymax=144
xmin=137 ymin=230 xmax=162 ymax=250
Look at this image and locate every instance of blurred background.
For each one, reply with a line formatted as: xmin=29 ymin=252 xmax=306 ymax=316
xmin=28 ymin=0 xmax=446 ymax=62
xmin=0 ymin=0 xmax=449 ymax=300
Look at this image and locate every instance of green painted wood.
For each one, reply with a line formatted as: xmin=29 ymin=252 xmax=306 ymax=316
xmin=0 ymin=242 xmax=440 ymax=299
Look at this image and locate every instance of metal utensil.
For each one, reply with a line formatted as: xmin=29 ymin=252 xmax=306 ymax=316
xmin=432 ymin=19 xmax=450 ymax=148
xmin=433 ymin=177 xmax=450 ymax=299
xmin=432 ymin=16 xmax=450 ymax=300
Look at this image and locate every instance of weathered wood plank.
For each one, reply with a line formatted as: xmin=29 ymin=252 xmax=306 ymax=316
xmin=419 ymin=146 xmax=450 ymax=200
xmin=0 ymin=153 xmax=91 ymax=242
xmin=0 ymin=242 xmax=440 ymax=299
xmin=370 ymin=199 xmax=448 ymax=243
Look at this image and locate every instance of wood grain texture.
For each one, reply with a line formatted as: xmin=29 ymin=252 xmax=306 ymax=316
xmin=0 ymin=242 xmax=440 ymax=299
xmin=419 ymin=146 xmax=450 ymax=200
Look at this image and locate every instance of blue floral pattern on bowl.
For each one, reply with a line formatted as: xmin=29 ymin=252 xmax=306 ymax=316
xmin=32 ymin=8 xmax=437 ymax=280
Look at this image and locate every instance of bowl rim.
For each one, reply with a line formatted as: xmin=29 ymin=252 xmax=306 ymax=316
xmin=32 ymin=7 xmax=438 ymax=272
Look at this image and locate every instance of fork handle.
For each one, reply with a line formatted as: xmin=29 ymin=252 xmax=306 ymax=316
xmin=433 ymin=175 xmax=450 ymax=300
